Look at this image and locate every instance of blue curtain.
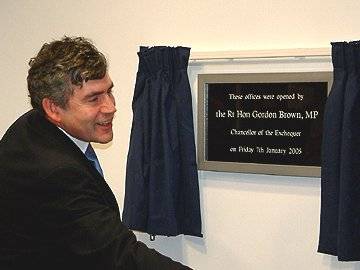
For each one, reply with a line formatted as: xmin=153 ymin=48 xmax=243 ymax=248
xmin=122 ymin=46 xmax=202 ymax=238
xmin=319 ymin=41 xmax=360 ymax=260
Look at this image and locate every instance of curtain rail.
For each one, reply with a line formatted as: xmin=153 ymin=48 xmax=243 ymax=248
xmin=189 ymin=48 xmax=331 ymax=61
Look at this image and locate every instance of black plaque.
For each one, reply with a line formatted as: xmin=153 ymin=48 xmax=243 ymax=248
xmin=198 ymin=73 xmax=332 ymax=176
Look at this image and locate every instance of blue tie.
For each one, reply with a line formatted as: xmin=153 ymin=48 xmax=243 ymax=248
xmin=85 ymin=144 xmax=104 ymax=177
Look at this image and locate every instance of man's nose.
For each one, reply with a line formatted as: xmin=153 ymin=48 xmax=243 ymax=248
xmin=102 ymin=94 xmax=116 ymax=114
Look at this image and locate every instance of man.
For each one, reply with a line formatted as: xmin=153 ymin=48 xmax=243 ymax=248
xmin=0 ymin=36 xmax=191 ymax=270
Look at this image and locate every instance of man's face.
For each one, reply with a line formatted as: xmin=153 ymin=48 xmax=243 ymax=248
xmin=56 ymin=73 xmax=116 ymax=143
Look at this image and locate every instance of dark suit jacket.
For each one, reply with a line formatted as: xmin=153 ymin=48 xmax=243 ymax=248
xmin=0 ymin=109 xmax=190 ymax=270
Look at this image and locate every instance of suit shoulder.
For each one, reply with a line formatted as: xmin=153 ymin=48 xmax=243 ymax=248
xmin=1 ymin=110 xmax=35 ymax=142
xmin=1 ymin=109 xmax=89 ymax=181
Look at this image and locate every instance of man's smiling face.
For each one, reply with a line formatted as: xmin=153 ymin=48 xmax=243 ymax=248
xmin=56 ymin=73 xmax=116 ymax=143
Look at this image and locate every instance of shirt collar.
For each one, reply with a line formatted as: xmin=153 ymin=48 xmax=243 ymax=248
xmin=58 ymin=127 xmax=89 ymax=154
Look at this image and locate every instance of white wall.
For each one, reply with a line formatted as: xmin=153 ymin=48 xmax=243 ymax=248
xmin=1 ymin=1 xmax=360 ymax=269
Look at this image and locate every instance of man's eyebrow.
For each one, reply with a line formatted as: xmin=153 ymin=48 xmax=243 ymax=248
xmin=84 ymin=83 xmax=114 ymax=99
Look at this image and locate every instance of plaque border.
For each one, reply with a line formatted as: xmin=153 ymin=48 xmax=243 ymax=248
xmin=197 ymin=72 xmax=333 ymax=177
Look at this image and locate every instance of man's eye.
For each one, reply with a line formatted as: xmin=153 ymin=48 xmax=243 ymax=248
xmin=88 ymin=96 xmax=99 ymax=102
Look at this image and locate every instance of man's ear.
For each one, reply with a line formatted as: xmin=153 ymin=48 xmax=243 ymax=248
xmin=42 ymin=98 xmax=62 ymax=124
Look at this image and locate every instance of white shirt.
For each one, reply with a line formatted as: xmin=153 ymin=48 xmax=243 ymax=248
xmin=58 ymin=127 xmax=89 ymax=154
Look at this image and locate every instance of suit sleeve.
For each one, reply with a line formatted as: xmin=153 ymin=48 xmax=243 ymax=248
xmin=38 ymin=167 xmax=191 ymax=270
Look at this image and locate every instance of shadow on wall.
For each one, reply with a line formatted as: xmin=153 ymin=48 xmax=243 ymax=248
xmin=322 ymin=255 xmax=360 ymax=270
xmin=199 ymin=170 xmax=320 ymax=197
xmin=136 ymin=232 xmax=206 ymax=263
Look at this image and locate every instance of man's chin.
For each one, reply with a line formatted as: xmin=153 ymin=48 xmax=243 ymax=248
xmin=93 ymin=133 xmax=113 ymax=144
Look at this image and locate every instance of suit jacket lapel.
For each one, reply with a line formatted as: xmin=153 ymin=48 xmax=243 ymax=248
xmin=30 ymin=110 xmax=120 ymax=212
